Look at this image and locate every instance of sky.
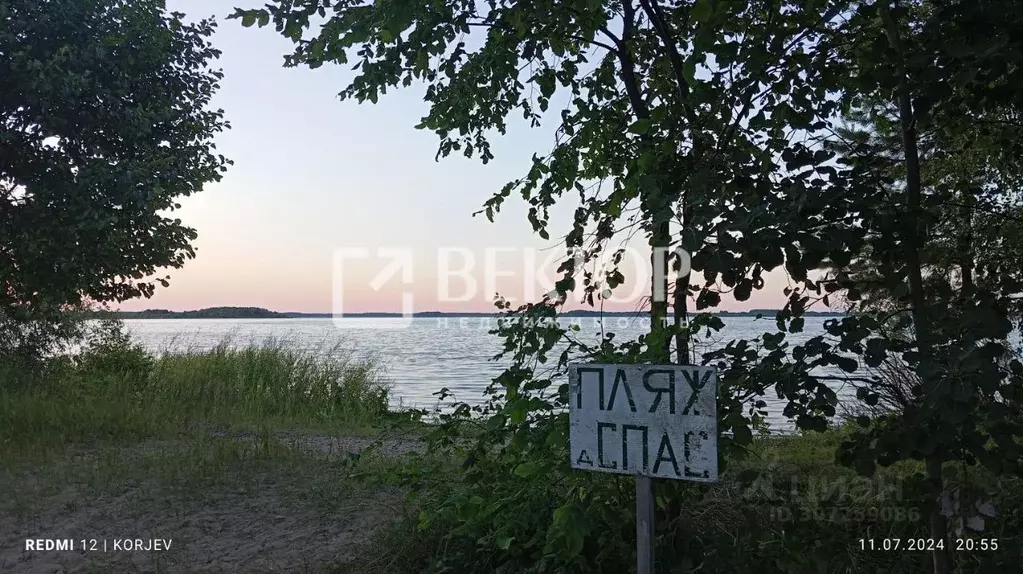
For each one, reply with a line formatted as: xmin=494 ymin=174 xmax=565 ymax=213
xmin=119 ymin=0 xmax=790 ymax=314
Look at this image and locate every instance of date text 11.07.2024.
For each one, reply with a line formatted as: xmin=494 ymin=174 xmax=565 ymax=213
xmin=859 ymin=538 xmax=998 ymax=551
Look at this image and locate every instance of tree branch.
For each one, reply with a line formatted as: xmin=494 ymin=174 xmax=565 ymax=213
xmin=464 ymin=21 xmax=618 ymax=53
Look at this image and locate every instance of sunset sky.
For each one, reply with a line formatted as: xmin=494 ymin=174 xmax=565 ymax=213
xmin=119 ymin=0 xmax=791 ymax=314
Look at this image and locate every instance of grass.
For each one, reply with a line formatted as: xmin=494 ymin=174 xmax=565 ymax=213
xmin=150 ymin=340 xmax=390 ymax=429
xmin=0 ymin=336 xmax=393 ymax=450
xmin=0 ymin=329 xmax=427 ymax=573
xmin=2 ymin=433 xmax=371 ymax=514
xmin=337 ymin=430 xmax=1023 ymax=574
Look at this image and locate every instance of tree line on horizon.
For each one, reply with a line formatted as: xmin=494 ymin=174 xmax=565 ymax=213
xmin=99 ymin=307 xmax=845 ymax=319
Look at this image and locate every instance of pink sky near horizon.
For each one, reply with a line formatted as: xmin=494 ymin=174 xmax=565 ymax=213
xmin=116 ymin=0 xmax=793 ymax=315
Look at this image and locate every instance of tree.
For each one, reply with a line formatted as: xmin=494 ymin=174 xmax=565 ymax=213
xmin=0 ymin=0 xmax=231 ymax=330
xmin=236 ymin=0 xmax=1023 ymax=570
xmin=760 ymin=2 xmax=1023 ymax=572
xmin=233 ymin=0 xmax=872 ymax=570
xmin=233 ymin=0 xmax=850 ymax=372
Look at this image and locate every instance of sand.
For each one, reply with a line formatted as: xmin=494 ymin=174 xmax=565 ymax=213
xmin=0 ymin=433 xmax=424 ymax=573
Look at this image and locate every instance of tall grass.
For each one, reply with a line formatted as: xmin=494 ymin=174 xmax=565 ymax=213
xmin=0 ymin=333 xmax=391 ymax=447
xmin=151 ymin=339 xmax=389 ymax=427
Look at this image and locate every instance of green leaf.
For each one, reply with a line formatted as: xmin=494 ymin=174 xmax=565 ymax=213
xmin=834 ymin=356 xmax=858 ymax=373
xmin=538 ymin=68 xmax=556 ymax=98
xmin=683 ymin=57 xmax=697 ymax=84
xmin=789 ymin=317 xmax=804 ymax=333
xmin=486 ymin=414 xmax=506 ymax=431
xmin=496 ymin=535 xmax=514 ymax=550
xmin=552 ymin=503 xmax=574 ymax=525
xmin=513 ymin=462 xmax=543 ymax=478
xmin=691 ymin=0 xmax=713 ymax=22
xmin=732 ymin=424 xmax=752 ymax=446
xmin=734 ymin=280 xmax=752 ymax=301
xmin=418 ymin=510 xmax=432 ymax=529
xmin=629 ymin=118 xmax=651 ymax=134
xmin=240 ymin=13 xmax=257 ymax=27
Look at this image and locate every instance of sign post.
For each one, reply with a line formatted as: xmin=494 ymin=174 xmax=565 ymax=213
xmin=568 ymin=364 xmax=718 ymax=574
xmin=636 ymin=474 xmax=655 ymax=574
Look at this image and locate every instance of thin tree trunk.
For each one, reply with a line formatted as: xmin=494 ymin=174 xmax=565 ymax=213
xmin=879 ymin=4 xmax=952 ymax=573
xmin=674 ymin=268 xmax=691 ymax=365
xmin=674 ymin=201 xmax=694 ymax=366
xmin=614 ymin=0 xmax=673 ymax=361
xmin=651 ymin=219 xmax=671 ymax=360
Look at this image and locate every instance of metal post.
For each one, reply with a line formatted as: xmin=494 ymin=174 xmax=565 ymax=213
xmin=636 ymin=474 xmax=655 ymax=574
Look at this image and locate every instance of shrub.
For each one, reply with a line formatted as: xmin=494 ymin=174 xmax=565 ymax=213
xmin=76 ymin=318 xmax=154 ymax=381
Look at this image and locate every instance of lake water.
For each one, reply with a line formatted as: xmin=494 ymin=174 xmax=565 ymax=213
xmin=124 ymin=316 xmax=856 ymax=432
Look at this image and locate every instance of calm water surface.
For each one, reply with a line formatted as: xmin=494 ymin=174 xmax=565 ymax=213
xmin=125 ymin=316 xmax=856 ymax=431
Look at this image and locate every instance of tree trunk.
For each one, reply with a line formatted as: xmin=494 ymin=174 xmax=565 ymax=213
xmin=674 ymin=268 xmax=691 ymax=365
xmin=613 ymin=0 xmax=672 ymax=361
xmin=879 ymin=4 xmax=952 ymax=573
xmin=674 ymin=201 xmax=694 ymax=366
xmin=651 ymin=219 xmax=671 ymax=360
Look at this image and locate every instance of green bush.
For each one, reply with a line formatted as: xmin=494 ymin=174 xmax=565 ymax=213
xmin=0 ymin=302 xmax=88 ymax=374
xmin=366 ymin=303 xmax=1022 ymax=574
xmin=380 ymin=426 xmax=1022 ymax=574
xmin=76 ymin=319 xmax=155 ymax=382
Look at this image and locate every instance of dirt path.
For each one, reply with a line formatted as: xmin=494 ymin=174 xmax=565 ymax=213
xmin=215 ymin=430 xmax=425 ymax=459
xmin=0 ymin=433 xmax=423 ymax=573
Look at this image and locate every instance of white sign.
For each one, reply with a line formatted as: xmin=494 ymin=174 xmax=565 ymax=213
xmin=569 ymin=364 xmax=718 ymax=482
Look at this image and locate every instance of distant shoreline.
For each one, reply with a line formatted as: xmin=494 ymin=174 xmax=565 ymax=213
xmin=102 ymin=306 xmax=845 ymax=319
